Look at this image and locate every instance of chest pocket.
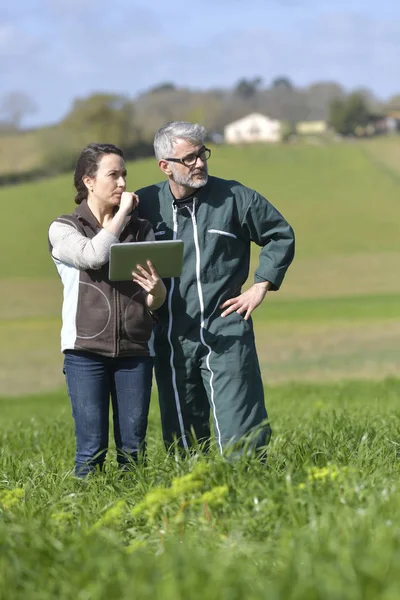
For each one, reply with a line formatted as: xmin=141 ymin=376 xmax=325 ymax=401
xmin=205 ymin=227 xmax=244 ymax=277
xmin=207 ymin=229 xmax=237 ymax=240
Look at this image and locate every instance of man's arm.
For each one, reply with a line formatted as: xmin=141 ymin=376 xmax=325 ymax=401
xmin=220 ymin=191 xmax=295 ymax=320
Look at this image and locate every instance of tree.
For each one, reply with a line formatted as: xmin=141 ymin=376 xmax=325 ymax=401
xmin=272 ymin=76 xmax=293 ymax=90
xmin=0 ymin=91 xmax=37 ymax=129
xmin=352 ymin=87 xmax=383 ymax=115
xmin=386 ymin=94 xmax=400 ymax=112
xmin=304 ymin=82 xmax=345 ymax=120
xmin=260 ymin=86 xmax=308 ymax=123
xmin=329 ymin=93 xmax=370 ymax=136
xmin=62 ymin=93 xmax=137 ymax=148
xmin=148 ymin=82 xmax=177 ymax=94
xmin=234 ymin=77 xmax=263 ymax=100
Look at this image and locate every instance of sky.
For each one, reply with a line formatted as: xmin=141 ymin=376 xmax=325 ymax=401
xmin=1 ymin=0 xmax=399 ymax=127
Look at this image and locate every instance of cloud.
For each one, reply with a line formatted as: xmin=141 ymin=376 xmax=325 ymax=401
xmin=285 ymin=12 xmax=400 ymax=94
xmin=0 ymin=24 xmax=42 ymax=59
xmin=2 ymin=4 xmax=399 ymax=126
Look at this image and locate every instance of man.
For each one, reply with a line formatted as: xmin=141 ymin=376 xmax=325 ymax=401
xmin=137 ymin=121 xmax=295 ymax=455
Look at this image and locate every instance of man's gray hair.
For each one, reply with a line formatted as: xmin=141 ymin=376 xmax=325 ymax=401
xmin=154 ymin=121 xmax=207 ymax=160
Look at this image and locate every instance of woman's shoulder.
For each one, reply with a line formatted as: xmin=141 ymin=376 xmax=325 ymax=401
xmin=49 ymin=208 xmax=85 ymax=239
xmin=48 ymin=214 xmax=82 ymax=248
xmin=51 ymin=214 xmax=79 ymax=228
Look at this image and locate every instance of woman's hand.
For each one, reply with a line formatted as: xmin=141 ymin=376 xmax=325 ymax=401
xmin=132 ymin=260 xmax=167 ymax=310
xmin=104 ymin=191 xmax=139 ymax=238
xmin=119 ymin=191 xmax=139 ymax=216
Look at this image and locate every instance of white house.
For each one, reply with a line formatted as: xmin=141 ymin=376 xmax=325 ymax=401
xmin=224 ymin=113 xmax=282 ymax=144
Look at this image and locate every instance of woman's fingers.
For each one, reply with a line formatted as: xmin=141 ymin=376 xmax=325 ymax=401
xmin=133 ymin=261 xmax=163 ymax=298
xmin=132 ymin=270 xmax=157 ymax=292
xmin=132 ymin=271 xmax=148 ymax=285
xmin=135 ymin=264 xmax=151 ymax=277
xmin=146 ymin=260 xmax=158 ymax=277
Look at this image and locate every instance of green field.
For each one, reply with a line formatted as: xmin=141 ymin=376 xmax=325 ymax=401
xmin=2 ymin=137 xmax=400 ymax=394
xmin=1 ymin=137 xmax=400 ymax=598
xmin=1 ymin=380 xmax=400 ymax=599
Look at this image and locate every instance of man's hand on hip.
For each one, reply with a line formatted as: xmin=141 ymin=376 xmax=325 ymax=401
xmin=219 ymin=281 xmax=271 ymax=321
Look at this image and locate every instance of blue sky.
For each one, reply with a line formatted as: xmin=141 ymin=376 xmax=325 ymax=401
xmin=1 ymin=0 xmax=399 ymax=127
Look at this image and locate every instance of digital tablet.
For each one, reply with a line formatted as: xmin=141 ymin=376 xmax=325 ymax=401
xmin=109 ymin=240 xmax=184 ymax=281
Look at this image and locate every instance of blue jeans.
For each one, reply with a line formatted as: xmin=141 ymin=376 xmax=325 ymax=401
xmin=63 ymin=350 xmax=153 ymax=477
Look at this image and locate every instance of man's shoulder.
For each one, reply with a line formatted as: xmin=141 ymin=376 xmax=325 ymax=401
xmin=208 ymin=176 xmax=255 ymax=199
xmin=136 ymin=180 xmax=167 ymax=199
xmin=136 ymin=180 xmax=170 ymax=222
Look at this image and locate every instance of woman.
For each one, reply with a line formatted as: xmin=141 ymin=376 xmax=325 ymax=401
xmin=48 ymin=142 xmax=166 ymax=477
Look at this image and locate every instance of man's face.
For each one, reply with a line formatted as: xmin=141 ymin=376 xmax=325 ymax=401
xmin=168 ymin=139 xmax=209 ymax=189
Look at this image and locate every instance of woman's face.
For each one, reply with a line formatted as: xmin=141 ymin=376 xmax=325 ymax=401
xmin=85 ymin=153 xmax=127 ymax=208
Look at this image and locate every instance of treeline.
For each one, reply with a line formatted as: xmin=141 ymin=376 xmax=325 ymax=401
xmin=1 ymin=77 xmax=399 ymax=183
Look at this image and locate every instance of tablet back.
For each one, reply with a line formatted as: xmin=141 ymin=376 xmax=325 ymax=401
xmin=109 ymin=240 xmax=184 ymax=281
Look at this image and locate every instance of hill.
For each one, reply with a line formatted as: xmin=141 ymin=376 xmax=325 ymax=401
xmin=1 ymin=138 xmax=400 ymax=395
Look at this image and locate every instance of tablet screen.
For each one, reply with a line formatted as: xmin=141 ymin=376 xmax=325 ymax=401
xmin=109 ymin=240 xmax=184 ymax=281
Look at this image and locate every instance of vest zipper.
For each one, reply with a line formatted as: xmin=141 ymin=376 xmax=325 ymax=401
xmin=114 ymin=283 xmax=119 ymax=357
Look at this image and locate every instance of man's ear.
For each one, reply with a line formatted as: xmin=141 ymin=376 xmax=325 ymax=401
xmin=158 ymin=159 xmax=172 ymax=177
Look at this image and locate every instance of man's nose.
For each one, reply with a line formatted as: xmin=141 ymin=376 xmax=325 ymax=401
xmin=194 ymin=154 xmax=205 ymax=167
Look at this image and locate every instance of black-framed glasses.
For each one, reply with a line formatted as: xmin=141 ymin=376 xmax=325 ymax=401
xmin=165 ymin=147 xmax=211 ymax=167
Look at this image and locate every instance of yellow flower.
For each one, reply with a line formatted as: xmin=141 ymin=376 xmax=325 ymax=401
xmin=0 ymin=487 xmax=24 ymax=510
xmin=313 ymin=401 xmax=325 ymax=409
xmin=131 ymin=487 xmax=173 ymax=518
xmin=50 ymin=511 xmax=74 ymax=523
xmin=130 ymin=463 xmax=228 ymax=524
xmin=91 ymin=500 xmax=127 ymax=531
xmin=125 ymin=540 xmax=146 ymax=555
xmin=307 ymin=464 xmax=341 ymax=482
xmin=197 ymin=486 xmax=229 ymax=506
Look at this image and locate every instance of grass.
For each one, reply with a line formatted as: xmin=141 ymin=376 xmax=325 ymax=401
xmin=360 ymin=136 xmax=400 ymax=179
xmin=1 ymin=139 xmax=400 ymax=279
xmin=1 ymin=137 xmax=400 ymax=394
xmin=1 ymin=138 xmax=400 ymax=597
xmin=1 ymin=379 xmax=400 ymax=599
xmin=3 ymin=290 xmax=400 ymax=396
xmin=0 ymin=130 xmax=44 ymax=175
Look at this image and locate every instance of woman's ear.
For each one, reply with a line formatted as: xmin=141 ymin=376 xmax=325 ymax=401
xmin=82 ymin=175 xmax=93 ymax=192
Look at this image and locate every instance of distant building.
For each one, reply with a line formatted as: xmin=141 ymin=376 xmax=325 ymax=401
xmin=296 ymin=120 xmax=328 ymax=135
xmin=355 ymin=115 xmax=397 ymax=137
xmin=224 ymin=113 xmax=281 ymax=144
xmin=386 ymin=111 xmax=400 ymax=132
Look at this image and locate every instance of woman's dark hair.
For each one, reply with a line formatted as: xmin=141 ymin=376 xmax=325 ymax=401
xmin=74 ymin=143 xmax=124 ymax=204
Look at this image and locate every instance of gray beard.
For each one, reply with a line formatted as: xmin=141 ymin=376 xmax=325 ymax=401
xmin=171 ymin=166 xmax=208 ymax=189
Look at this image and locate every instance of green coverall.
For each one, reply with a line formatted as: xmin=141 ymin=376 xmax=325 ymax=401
xmin=137 ymin=176 xmax=295 ymax=453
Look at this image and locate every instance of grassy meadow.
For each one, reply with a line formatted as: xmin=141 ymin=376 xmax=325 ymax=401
xmin=1 ymin=136 xmax=400 ymax=598
xmin=2 ymin=137 xmax=400 ymax=393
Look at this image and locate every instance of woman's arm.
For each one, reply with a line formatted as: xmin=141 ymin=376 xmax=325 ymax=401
xmin=49 ymin=222 xmax=120 ymax=270
xmin=49 ymin=192 xmax=138 ymax=270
